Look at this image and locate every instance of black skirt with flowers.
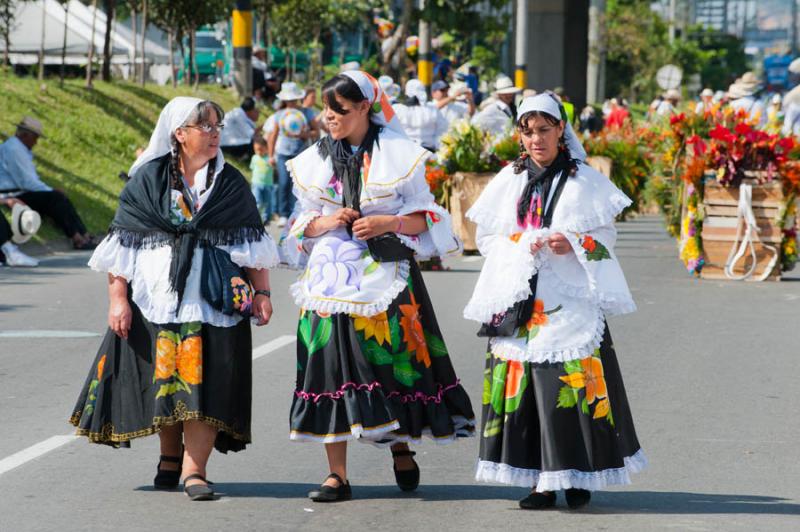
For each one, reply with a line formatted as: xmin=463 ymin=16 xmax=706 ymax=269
xmin=69 ymin=299 xmax=253 ymax=453
xmin=289 ymin=262 xmax=475 ymax=444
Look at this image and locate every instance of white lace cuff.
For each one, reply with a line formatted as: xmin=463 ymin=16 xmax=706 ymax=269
xmin=397 ymin=201 xmax=462 ymax=259
xmin=88 ymin=234 xmax=137 ymax=280
xmin=279 ymin=209 xmax=321 ymax=269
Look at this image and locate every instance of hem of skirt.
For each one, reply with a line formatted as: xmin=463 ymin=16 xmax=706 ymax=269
xmin=68 ymin=408 xmax=250 ymax=446
xmin=474 ymin=448 xmax=648 ymax=491
xmin=290 ymin=416 xmax=476 ymax=446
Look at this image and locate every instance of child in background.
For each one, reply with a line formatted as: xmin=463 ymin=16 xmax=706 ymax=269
xmin=250 ymin=135 xmax=275 ymax=225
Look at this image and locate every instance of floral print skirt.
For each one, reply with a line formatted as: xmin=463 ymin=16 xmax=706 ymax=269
xmin=69 ymin=301 xmax=253 ymax=453
xmin=476 ymin=325 xmax=646 ymax=492
xmin=290 ymin=262 xmax=475 ymax=445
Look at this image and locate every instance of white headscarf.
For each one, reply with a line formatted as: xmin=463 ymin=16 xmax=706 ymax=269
xmin=129 ymin=96 xmax=226 ymax=177
xmin=517 ymin=92 xmax=587 ymax=161
xmin=341 ymin=70 xmax=406 ymax=136
xmin=404 ymin=79 xmax=428 ymax=104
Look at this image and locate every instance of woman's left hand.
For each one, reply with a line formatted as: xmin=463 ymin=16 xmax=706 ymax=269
xmin=252 ymin=294 xmax=273 ymax=326
xmin=547 ymin=232 xmax=574 ymax=255
xmin=352 ymin=215 xmax=397 ymax=240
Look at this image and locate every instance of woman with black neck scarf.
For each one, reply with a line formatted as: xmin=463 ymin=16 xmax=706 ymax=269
xmin=464 ymin=93 xmax=646 ymax=510
xmin=69 ymin=97 xmax=279 ymax=501
xmin=280 ymin=71 xmax=475 ymax=502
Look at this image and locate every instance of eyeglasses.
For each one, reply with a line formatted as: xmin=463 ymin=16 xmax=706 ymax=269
xmin=185 ymin=123 xmax=225 ymax=134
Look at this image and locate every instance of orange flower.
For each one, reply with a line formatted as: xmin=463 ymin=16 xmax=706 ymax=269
xmin=399 ymin=291 xmax=430 ymax=368
xmin=580 ymin=356 xmax=607 ymax=404
xmin=526 ymin=299 xmax=547 ymax=329
xmin=582 ymin=235 xmax=597 ymax=253
xmin=155 ymin=334 xmax=177 ymax=380
xmin=96 ymin=354 xmax=107 ymax=380
xmin=509 ymin=232 xmax=522 ymax=243
xmin=176 ymin=336 xmax=203 ymax=385
xmin=593 ymin=398 xmax=610 ymax=419
xmin=505 ymin=360 xmax=525 ymax=399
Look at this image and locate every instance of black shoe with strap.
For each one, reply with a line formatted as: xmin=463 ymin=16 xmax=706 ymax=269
xmin=391 ymin=449 xmax=420 ymax=492
xmin=153 ymin=454 xmax=182 ymax=490
xmin=565 ymin=488 xmax=591 ymax=509
xmin=183 ymin=474 xmax=215 ymax=501
xmin=308 ymin=473 xmax=352 ymax=502
xmin=519 ymin=490 xmax=556 ymax=510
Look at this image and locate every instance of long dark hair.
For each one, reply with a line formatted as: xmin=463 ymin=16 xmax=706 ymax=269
xmin=169 ymin=100 xmax=225 ymax=194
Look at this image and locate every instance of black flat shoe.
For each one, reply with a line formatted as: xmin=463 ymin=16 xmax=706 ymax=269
xmin=153 ymin=454 xmax=182 ymax=490
xmin=519 ymin=490 xmax=556 ymax=510
xmin=391 ymin=449 xmax=420 ymax=492
xmin=565 ymin=488 xmax=591 ymax=509
xmin=183 ymin=474 xmax=215 ymax=501
xmin=308 ymin=473 xmax=352 ymax=502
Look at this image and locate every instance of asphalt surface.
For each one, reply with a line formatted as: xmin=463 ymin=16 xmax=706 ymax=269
xmin=1 ymin=216 xmax=798 ymax=531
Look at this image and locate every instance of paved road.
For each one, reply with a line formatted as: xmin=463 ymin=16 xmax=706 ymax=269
xmin=1 ymin=216 xmax=798 ymax=531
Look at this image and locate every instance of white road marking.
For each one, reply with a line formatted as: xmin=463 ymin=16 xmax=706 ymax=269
xmin=0 ymin=330 xmax=102 ymax=339
xmin=0 ymin=335 xmax=297 ymax=477
xmin=460 ymin=256 xmax=483 ymax=263
xmin=0 ymin=435 xmax=79 ymax=476
xmin=252 ymin=334 xmax=296 ymax=360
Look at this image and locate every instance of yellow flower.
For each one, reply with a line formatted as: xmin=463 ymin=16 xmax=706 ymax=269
xmin=352 ymin=312 xmax=391 ymax=346
xmin=176 ymin=336 xmax=203 ymax=386
xmin=155 ymin=333 xmax=177 ymax=380
xmin=593 ymin=398 xmax=610 ymax=419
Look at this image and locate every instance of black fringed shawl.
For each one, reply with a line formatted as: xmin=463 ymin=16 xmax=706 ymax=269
xmin=108 ymin=154 xmax=265 ymax=305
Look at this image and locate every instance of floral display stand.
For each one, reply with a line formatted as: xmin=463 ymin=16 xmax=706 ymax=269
xmin=700 ymin=179 xmax=785 ymax=281
xmin=449 ymin=171 xmax=494 ymax=252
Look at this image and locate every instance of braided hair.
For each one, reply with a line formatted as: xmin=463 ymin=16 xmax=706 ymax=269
xmin=169 ymin=100 xmax=225 ymax=194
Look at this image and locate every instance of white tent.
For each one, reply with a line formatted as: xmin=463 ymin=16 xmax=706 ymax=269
xmin=4 ymin=0 xmax=174 ymax=83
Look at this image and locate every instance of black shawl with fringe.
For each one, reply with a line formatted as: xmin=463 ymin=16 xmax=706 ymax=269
xmin=108 ymin=154 xmax=265 ymax=305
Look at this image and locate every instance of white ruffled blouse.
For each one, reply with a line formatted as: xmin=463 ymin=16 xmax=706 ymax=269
xmin=463 ymin=162 xmax=636 ymax=363
xmin=89 ymin=167 xmax=279 ymax=327
xmin=279 ymin=128 xmax=462 ymax=317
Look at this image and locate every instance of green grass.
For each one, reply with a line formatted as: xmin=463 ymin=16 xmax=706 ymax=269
xmin=0 ymin=72 xmax=248 ymax=243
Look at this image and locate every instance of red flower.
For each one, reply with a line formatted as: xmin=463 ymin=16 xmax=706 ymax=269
xmin=734 ymin=122 xmax=752 ymax=136
xmin=709 ymin=124 xmax=736 ymax=144
xmin=686 ymin=134 xmax=707 ymax=156
xmin=582 ymin=235 xmax=597 ymax=253
xmin=670 ymin=113 xmax=686 ymax=125
xmin=778 ymin=137 xmax=795 ymax=152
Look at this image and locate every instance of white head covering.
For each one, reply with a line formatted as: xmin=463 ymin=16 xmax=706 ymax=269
xmin=404 ymin=78 xmax=428 ymax=103
xmin=129 ymin=96 xmax=225 ymax=177
xmin=341 ymin=70 xmax=405 ymax=136
xmin=517 ymin=93 xmax=587 ymax=162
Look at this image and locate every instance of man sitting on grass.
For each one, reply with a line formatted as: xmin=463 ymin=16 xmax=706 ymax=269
xmin=0 ymin=117 xmax=96 ymax=250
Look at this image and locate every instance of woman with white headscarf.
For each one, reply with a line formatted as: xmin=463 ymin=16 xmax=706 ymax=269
xmin=280 ymin=71 xmax=474 ymax=502
xmin=392 ymin=78 xmax=449 ymax=151
xmin=69 ymin=97 xmax=279 ymax=501
xmin=465 ymin=93 xmax=646 ymax=510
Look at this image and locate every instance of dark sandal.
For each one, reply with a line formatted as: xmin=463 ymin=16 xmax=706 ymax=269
xmin=308 ymin=473 xmax=352 ymax=502
xmin=565 ymin=488 xmax=591 ymax=509
xmin=153 ymin=454 xmax=182 ymax=490
xmin=183 ymin=473 xmax=215 ymax=501
xmin=519 ymin=490 xmax=556 ymax=510
xmin=391 ymin=449 xmax=420 ymax=492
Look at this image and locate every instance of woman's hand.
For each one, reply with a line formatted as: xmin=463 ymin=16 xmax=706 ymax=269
xmin=306 ymin=208 xmax=360 ymax=237
xmin=547 ymin=232 xmax=573 ymax=255
xmin=252 ymin=294 xmax=273 ymax=326
xmin=352 ymin=215 xmax=397 ymax=240
xmin=530 ymin=238 xmax=545 ymax=255
xmin=108 ymin=296 xmax=132 ymax=339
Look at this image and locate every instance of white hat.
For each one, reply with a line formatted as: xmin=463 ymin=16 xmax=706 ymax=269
xmin=276 ymin=81 xmax=304 ymax=101
xmin=15 ymin=116 xmax=45 ymax=137
xmin=493 ymin=75 xmax=522 ymax=95
xmin=700 ymin=88 xmax=714 ymax=97
xmin=712 ymin=90 xmax=725 ymax=102
xmin=772 ymin=93 xmax=782 ymax=104
xmin=404 ymin=78 xmax=428 ymax=103
xmin=11 ymin=203 xmax=41 ymax=244
xmin=386 ymin=83 xmax=401 ymax=100
xmin=664 ymin=88 xmax=681 ymax=100
xmin=735 ymin=71 xmax=760 ymax=96
xmin=377 ymin=75 xmax=394 ymax=91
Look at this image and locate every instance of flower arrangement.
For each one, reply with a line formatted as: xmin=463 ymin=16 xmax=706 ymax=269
xmin=706 ymin=122 xmax=795 ymax=186
xmin=438 ymin=120 xmax=500 ymax=174
xmin=424 ymin=159 xmax=450 ymax=205
xmin=679 ymin=185 xmax=704 ymax=275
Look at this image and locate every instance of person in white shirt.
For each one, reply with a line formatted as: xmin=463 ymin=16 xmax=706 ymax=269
xmin=695 ymin=88 xmax=714 ymax=114
xmin=431 ymin=80 xmax=475 ymax=128
xmin=727 ymin=72 xmax=766 ymax=127
xmin=220 ymin=97 xmax=261 ymax=158
xmin=471 ymin=75 xmax=521 ymax=137
xmin=393 ymin=79 xmax=449 ymax=151
xmin=655 ymin=89 xmax=680 ymax=117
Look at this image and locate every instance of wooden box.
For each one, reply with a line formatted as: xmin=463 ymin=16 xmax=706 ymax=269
xmin=449 ymin=171 xmax=494 ymax=252
xmin=700 ymin=179 xmax=783 ymax=281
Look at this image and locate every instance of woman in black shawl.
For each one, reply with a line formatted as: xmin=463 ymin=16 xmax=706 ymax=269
xmin=69 ymin=97 xmax=279 ymax=501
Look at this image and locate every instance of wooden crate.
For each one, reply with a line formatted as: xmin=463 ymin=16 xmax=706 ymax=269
xmin=449 ymin=172 xmax=494 ymax=252
xmin=700 ymin=180 xmax=783 ymax=281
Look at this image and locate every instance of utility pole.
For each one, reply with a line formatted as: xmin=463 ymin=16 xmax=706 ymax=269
xmin=232 ymin=0 xmax=253 ymax=98
xmin=417 ymin=0 xmax=433 ymax=88
xmin=586 ymin=0 xmax=606 ymax=104
xmin=514 ymin=0 xmax=527 ymax=88
xmin=792 ymin=0 xmax=798 ymax=56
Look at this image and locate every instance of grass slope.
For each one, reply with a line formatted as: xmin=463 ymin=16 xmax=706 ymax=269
xmin=0 ymin=73 xmax=247 ymax=242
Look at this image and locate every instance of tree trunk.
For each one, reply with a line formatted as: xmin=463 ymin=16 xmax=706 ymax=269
xmin=381 ymin=0 xmax=413 ymax=80
xmin=102 ymin=0 xmax=114 ymax=81
xmin=139 ymin=0 xmax=147 ymax=85
xmin=191 ymin=28 xmax=198 ymax=88
xmin=86 ymin=0 xmax=98 ymax=88
xmin=38 ymin=0 xmax=46 ymax=82
xmin=60 ymin=2 xmax=69 ymax=88
xmin=168 ymin=30 xmax=176 ymax=88
xmin=130 ymin=8 xmax=136 ymax=82
xmin=1 ymin=1 xmax=10 ymax=69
